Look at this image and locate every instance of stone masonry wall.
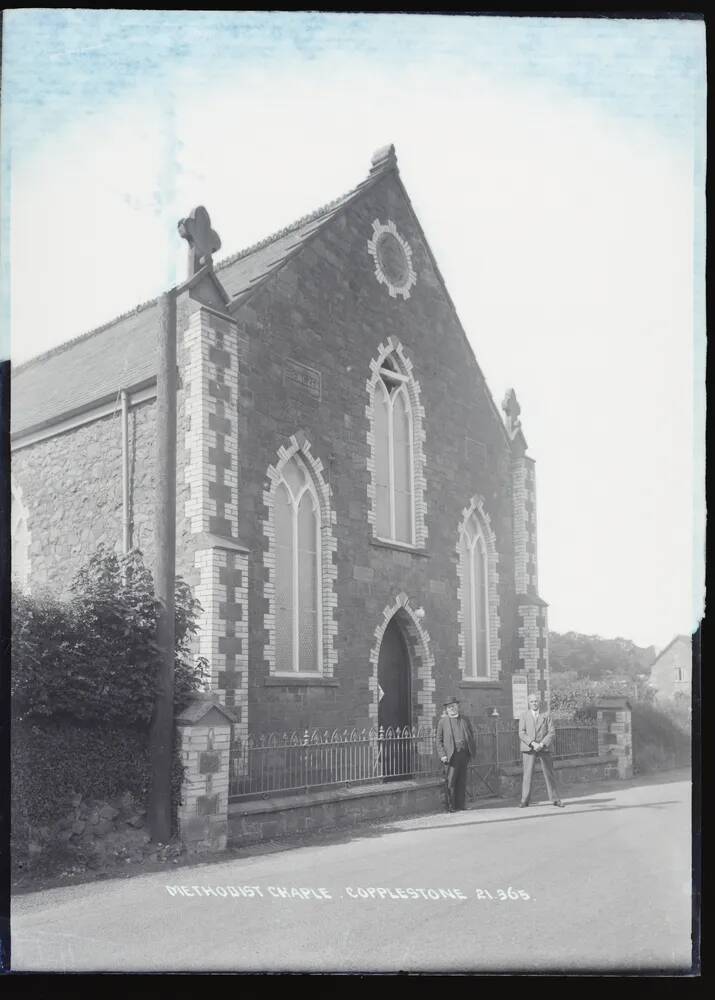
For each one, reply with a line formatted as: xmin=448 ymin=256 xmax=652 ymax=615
xmin=12 ymin=402 xmax=153 ymax=595
xmin=15 ymin=789 xmax=163 ymax=876
xmin=12 ymin=304 xmax=195 ymax=598
xmin=12 ymin=398 xmax=168 ymax=595
xmin=230 ymin=169 xmax=517 ymax=735
xmin=12 ymin=167 xmax=525 ymax=742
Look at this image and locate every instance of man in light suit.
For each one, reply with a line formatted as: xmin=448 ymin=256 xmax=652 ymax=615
xmin=519 ymin=693 xmax=565 ymax=808
xmin=436 ymin=696 xmax=477 ymax=812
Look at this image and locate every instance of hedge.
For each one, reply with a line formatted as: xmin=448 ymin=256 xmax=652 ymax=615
xmin=12 ymin=721 xmax=151 ymax=830
xmin=12 ymin=546 xmax=206 ymax=845
xmin=631 ymin=701 xmax=691 ymax=774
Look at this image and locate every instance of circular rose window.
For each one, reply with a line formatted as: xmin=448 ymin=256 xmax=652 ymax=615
xmin=367 ymin=220 xmax=417 ymax=299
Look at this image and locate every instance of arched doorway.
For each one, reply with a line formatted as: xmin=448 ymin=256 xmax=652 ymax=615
xmin=377 ymin=615 xmax=412 ymax=778
xmin=368 ymin=592 xmax=436 ymax=732
xmin=377 ymin=615 xmax=411 ymax=732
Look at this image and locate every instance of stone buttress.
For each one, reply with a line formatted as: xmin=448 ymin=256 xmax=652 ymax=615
xmin=182 ymin=305 xmax=248 ymax=747
xmin=502 ymin=390 xmax=550 ymax=704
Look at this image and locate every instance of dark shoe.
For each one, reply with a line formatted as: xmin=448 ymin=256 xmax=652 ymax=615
xmin=553 ymin=800 xmax=565 ymax=808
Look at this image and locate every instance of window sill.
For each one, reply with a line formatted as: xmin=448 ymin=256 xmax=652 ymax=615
xmin=264 ymin=675 xmax=340 ymax=688
xmin=458 ymin=679 xmax=503 ymax=690
xmin=370 ymin=537 xmax=429 ymax=557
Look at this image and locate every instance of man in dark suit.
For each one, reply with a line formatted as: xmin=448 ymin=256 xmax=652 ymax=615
xmin=519 ymin=692 xmax=564 ymax=808
xmin=436 ymin=696 xmax=476 ymax=812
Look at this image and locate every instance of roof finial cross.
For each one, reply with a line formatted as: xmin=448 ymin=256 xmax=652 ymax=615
xmin=178 ymin=206 xmax=222 ymax=276
xmin=501 ymin=388 xmax=522 ymax=438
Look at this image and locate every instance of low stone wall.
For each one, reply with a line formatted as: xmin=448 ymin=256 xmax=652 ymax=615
xmin=228 ymin=778 xmax=445 ymax=848
xmin=497 ymin=754 xmax=619 ymax=799
xmin=14 ymin=790 xmax=177 ymax=876
xmin=227 ymin=755 xmax=620 ymax=848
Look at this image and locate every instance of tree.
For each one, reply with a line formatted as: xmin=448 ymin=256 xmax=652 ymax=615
xmin=549 ymin=630 xmax=655 ymax=682
xmin=12 ymin=545 xmax=207 ymax=726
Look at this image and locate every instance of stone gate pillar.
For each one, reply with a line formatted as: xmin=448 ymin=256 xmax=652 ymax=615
xmin=176 ymin=693 xmax=236 ymax=853
xmin=596 ymin=696 xmax=633 ymax=779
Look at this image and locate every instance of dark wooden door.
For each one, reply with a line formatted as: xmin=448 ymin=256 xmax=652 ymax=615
xmin=377 ymin=618 xmax=412 ymax=779
xmin=378 ymin=618 xmax=410 ymax=733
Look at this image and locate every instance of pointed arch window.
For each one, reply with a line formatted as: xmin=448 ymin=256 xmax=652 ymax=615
xmin=460 ymin=512 xmax=489 ymax=678
xmin=274 ymin=454 xmax=322 ymax=673
xmin=374 ymin=355 xmax=414 ymax=544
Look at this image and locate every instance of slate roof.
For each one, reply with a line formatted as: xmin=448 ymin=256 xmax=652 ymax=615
xmin=11 ymin=168 xmax=377 ymax=438
xmin=594 ymin=695 xmax=632 ymax=710
xmin=176 ymin=695 xmax=238 ymax=726
xmin=12 ymin=303 xmax=161 ymax=437
xmin=650 ymin=634 xmax=691 ymax=666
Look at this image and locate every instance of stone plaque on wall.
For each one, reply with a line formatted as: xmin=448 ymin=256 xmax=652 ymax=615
xmin=512 ymin=674 xmax=529 ymax=719
xmin=284 ymin=358 xmax=321 ymax=400
xmin=465 ymin=437 xmax=487 ymax=469
xmin=197 ymin=794 xmax=219 ymax=816
xmin=199 ymin=751 xmax=220 ymax=774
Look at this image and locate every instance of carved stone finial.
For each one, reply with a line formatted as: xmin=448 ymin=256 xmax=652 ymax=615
xmin=178 ymin=206 xmax=222 ymax=275
xmin=501 ymin=388 xmax=522 ymax=439
xmin=370 ymin=144 xmax=397 ymax=173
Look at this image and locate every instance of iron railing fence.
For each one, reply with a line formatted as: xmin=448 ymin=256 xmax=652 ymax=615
xmin=228 ymin=720 xmax=600 ymax=801
xmin=228 ymin=726 xmax=439 ymax=801
xmin=551 ymin=723 xmax=600 ymax=760
xmin=479 ymin=720 xmax=600 ymax=764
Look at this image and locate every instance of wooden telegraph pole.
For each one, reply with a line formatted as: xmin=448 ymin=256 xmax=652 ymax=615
xmin=148 ymin=288 xmax=177 ymax=843
xmin=147 ymin=207 xmax=225 ymax=844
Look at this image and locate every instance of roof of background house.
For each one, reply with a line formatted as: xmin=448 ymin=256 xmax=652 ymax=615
xmin=650 ymin=634 xmax=692 ymax=666
xmin=11 ymin=156 xmax=384 ymax=438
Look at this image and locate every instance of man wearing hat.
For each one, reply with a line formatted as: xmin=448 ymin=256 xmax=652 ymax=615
xmin=436 ymin=696 xmax=476 ymax=812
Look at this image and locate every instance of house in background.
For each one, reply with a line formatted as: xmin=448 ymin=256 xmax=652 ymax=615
xmin=11 ymin=145 xmax=551 ymax=740
xmin=647 ymin=635 xmax=692 ymax=703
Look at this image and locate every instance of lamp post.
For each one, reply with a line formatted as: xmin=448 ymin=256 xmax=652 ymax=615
xmin=491 ymin=706 xmax=500 ymax=768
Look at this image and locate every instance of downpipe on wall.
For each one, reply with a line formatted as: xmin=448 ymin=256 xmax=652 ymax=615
xmin=120 ymin=388 xmax=131 ymax=554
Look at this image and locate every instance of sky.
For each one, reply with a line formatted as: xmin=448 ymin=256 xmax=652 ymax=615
xmin=1 ymin=11 xmax=706 ymax=651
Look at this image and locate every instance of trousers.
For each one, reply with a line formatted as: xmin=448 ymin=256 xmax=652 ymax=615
xmin=445 ymin=748 xmax=470 ymax=811
xmin=521 ymin=750 xmax=560 ymax=804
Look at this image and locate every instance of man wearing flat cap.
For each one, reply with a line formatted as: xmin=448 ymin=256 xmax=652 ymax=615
xmin=436 ymin=696 xmax=476 ymax=812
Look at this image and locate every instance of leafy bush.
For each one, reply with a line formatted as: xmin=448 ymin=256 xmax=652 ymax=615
xmin=549 ymin=674 xmax=689 ymax=773
xmin=549 ymin=674 xmax=652 ymax=721
xmin=631 ymin=701 xmax=691 ymax=773
xmin=658 ymin=695 xmax=692 ymax=733
xmin=12 ymin=546 xmax=207 ymax=725
xmin=12 ymin=721 xmax=151 ymax=829
xmin=11 ymin=546 xmax=208 ymax=848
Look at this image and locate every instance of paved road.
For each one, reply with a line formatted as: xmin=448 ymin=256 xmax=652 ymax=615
xmin=12 ymin=774 xmax=693 ymax=973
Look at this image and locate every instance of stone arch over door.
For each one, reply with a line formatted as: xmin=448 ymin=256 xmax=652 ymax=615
xmin=368 ymin=592 xmax=436 ymax=729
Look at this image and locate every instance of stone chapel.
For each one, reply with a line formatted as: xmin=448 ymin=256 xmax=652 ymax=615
xmin=11 ymin=144 xmax=550 ymax=741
